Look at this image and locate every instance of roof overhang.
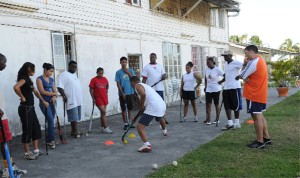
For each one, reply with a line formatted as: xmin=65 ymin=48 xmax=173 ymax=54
xmin=206 ymin=0 xmax=240 ymax=12
xmin=0 ymin=0 xmax=38 ymax=12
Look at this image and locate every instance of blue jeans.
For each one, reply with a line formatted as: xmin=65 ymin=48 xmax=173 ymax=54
xmin=40 ymin=103 xmax=55 ymax=142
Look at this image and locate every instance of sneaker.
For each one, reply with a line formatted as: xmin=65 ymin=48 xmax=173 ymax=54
xmin=102 ymin=127 xmax=113 ymax=134
xmin=48 ymin=141 xmax=56 ymax=149
xmin=194 ymin=117 xmax=198 ymax=122
xmin=123 ymin=124 xmax=128 ymax=130
xmin=12 ymin=163 xmax=27 ymax=176
xmin=263 ymin=138 xmax=272 ymax=145
xmin=137 ymin=144 xmax=152 ymax=153
xmin=247 ymin=140 xmax=265 ymax=149
xmin=33 ymin=149 xmax=43 ymax=157
xmin=234 ymin=123 xmax=241 ymax=129
xmin=212 ymin=120 xmax=220 ymax=124
xmin=162 ymin=129 xmax=167 ymax=136
xmin=180 ymin=117 xmax=186 ymax=122
xmin=221 ymin=125 xmax=234 ymax=131
xmin=71 ymin=131 xmax=81 ymax=138
xmin=2 ymin=168 xmax=9 ymax=178
xmin=165 ymin=119 xmax=169 ymax=124
xmin=24 ymin=151 xmax=36 ymax=160
xmin=206 ymin=122 xmax=211 ymax=125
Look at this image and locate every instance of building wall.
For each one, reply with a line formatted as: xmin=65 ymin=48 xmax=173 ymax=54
xmin=0 ymin=0 xmax=230 ymax=135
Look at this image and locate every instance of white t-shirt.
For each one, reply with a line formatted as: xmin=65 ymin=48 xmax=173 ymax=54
xmin=205 ymin=66 xmax=224 ymax=92
xmin=224 ymin=60 xmax=243 ymax=90
xmin=135 ymin=83 xmax=166 ymax=117
xmin=141 ymin=63 xmax=165 ymax=91
xmin=57 ymin=71 xmax=83 ymax=110
xmin=183 ymin=72 xmax=196 ymax=91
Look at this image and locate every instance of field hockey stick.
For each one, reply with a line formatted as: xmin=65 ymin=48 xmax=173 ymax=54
xmin=86 ymin=104 xmax=95 ymax=136
xmin=121 ymin=110 xmax=143 ymax=143
xmin=151 ymin=79 xmax=163 ymax=87
xmin=54 ymin=106 xmax=67 ymax=144
xmin=216 ymin=91 xmax=223 ymax=127
xmin=45 ymin=107 xmax=48 ymax=155
xmin=0 ymin=113 xmax=14 ymax=178
xmin=179 ymin=97 xmax=182 ymax=122
xmin=63 ymin=102 xmax=67 ymax=140
xmin=125 ymin=103 xmax=129 ymax=125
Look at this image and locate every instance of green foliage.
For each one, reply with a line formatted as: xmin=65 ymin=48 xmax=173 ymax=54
xmin=230 ymin=34 xmax=248 ymax=43
xmin=147 ymin=91 xmax=300 ymax=178
xmin=267 ymin=59 xmax=294 ymax=87
xmin=249 ymin=35 xmax=263 ymax=47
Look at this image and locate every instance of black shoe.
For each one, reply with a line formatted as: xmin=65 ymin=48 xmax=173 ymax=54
xmin=123 ymin=125 xmax=128 ymax=130
xmin=221 ymin=125 xmax=234 ymax=131
xmin=247 ymin=140 xmax=265 ymax=149
xmin=263 ymin=138 xmax=272 ymax=145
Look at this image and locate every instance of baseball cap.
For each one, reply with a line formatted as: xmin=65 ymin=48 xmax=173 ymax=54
xmin=221 ymin=50 xmax=233 ymax=56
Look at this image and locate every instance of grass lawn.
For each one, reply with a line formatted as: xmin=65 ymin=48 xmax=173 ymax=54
xmin=147 ymin=91 xmax=300 ymax=177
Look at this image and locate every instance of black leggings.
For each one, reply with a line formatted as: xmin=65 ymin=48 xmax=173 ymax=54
xmin=18 ymin=105 xmax=42 ymax=143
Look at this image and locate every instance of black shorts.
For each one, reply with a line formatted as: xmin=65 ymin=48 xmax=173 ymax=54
xmin=223 ymin=89 xmax=240 ymax=111
xmin=182 ymin=90 xmax=196 ymax=101
xmin=138 ymin=113 xmax=163 ymax=126
xmin=205 ymin=91 xmax=220 ymax=105
xmin=119 ymin=95 xmax=134 ymax=112
xmin=18 ymin=105 xmax=42 ymax=143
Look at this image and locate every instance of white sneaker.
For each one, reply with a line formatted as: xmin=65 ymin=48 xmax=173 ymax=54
xmin=137 ymin=144 xmax=152 ymax=153
xmin=162 ymin=129 xmax=167 ymax=136
xmin=194 ymin=116 xmax=198 ymax=122
xmin=2 ymin=168 xmax=9 ymax=178
xmin=24 ymin=151 xmax=36 ymax=160
xmin=102 ymin=127 xmax=113 ymax=134
xmin=180 ymin=117 xmax=187 ymax=122
xmin=234 ymin=123 xmax=241 ymax=129
xmin=206 ymin=122 xmax=212 ymax=125
xmin=12 ymin=163 xmax=27 ymax=176
xmin=33 ymin=149 xmax=43 ymax=157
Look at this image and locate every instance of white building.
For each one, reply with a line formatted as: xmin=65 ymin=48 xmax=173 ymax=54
xmin=0 ymin=0 xmax=239 ymax=135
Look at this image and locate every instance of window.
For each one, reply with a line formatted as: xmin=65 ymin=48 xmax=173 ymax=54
xmin=210 ymin=9 xmax=217 ymax=27
xmin=126 ymin=0 xmax=141 ymax=6
xmin=51 ymin=33 xmax=76 ymax=79
xmin=163 ymin=42 xmax=181 ymax=102
xmin=192 ymin=46 xmax=205 ymax=77
xmin=218 ymin=9 xmax=225 ymax=28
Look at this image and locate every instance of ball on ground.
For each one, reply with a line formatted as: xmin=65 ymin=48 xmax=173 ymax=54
xmin=152 ymin=163 xmax=158 ymax=170
xmin=123 ymin=140 xmax=128 ymax=144
xmin=172 ymin=161 xmax=177 ymax=166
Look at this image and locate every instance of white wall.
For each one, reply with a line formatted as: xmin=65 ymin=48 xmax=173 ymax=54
xmin=0 ymin=0 xmax=230 ymax=135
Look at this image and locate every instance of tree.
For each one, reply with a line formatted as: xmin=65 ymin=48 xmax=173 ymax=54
xmin=249 ymin=35 xmax=263 ymax=47
xmin=229 ymin=34 xmax=248 ymax=43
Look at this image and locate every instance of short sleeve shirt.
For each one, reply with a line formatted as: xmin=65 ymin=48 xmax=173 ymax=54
xmin=115 ymin=68 xmax=135 ymax=95
xmin=205 ymin=66 xmax=224 ymax=92
xmin=20 ymin=77 xmax=34 ymax=106
xmin=224 ymin=60 xmax=243 ymax=90
xmin=89 ymin=76 xmax=108 ymax=98
xmin=57 ymin=71 xmax=83 ymax=110
xmin=141 ymin=64 xmax=165 ymax=91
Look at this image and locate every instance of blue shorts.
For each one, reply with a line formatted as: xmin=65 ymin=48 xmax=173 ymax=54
xmin=156 ymin=91 xmax=164 ymax=100
xmin=237 ymin=88 xmax=243 ymax=110
xmin=138 ymin=113 xmax=163 ymax=126
xmin=246 ymin=100 xmax=266 ymax=114
xmin=67 ymin=106 xmax=82 ymax=122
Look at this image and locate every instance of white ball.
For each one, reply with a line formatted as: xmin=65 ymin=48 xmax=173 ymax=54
xmin=152 ymin=163 xmax=158 ymax=170
xmin=172 ymin=161 xmax=177 ymax=166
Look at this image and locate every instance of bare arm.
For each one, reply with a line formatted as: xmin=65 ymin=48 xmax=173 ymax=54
xmin=116 ymin=82 xmax=126 ymax=100
xmin=57 ymin=87 xmax=67 ymax=103
xmin=13 ymin=79 xmax=26 ymax=102
xmin=194 ymin=73 xmax=202 ymax=89
xmin=142 ymin=77 xmax=147 ymax=84
xmin=180 ymin=77 xmax=184 ymax=97
xmin=218 ymin=74 xmax=225 ymax=85
xmin=133 ymin=84 xmax=146 ymax=122
xmin=89 ymin=88 xmax=95 ymax=104
xmin=33 ymin=88 xmax=49 ymax=108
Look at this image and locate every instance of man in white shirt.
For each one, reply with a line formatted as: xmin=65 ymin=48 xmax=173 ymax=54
xmin=142 ymin=53 xmax=168 ymax=124
xmin=57 ymin=61 xmax=83 ymax=138
xmin=218 ymin=50 xmax=243 ymax=130
xmin=130 ymin=76 xmax=167 ymax=153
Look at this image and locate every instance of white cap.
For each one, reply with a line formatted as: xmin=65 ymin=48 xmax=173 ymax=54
xmin=221 ymin=50 xmax=233 ymax=56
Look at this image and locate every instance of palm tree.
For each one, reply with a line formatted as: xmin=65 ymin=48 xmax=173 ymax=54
xmin=279 ymin=38 xmax=300 ymax=59
xmin=230 ymin=34 xmax=248 ymax=43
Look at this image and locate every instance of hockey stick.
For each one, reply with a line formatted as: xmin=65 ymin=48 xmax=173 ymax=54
xmin=216 ymin=90 xmax=223 ymax=127
xmin=63 ymin=103 xmax=67 ymax=140
xmin=44 ymin=107 xmax=48 ymax=155
xmin=151 ymin=79 xmax=163 ymax=87
xmin=125 ymin=103 xmax=129 ymax=125
xmin=179 ymin=97 xmax=182 ymax=122
xmin=54 ymin=106 xmax=67 ymax=144
xmin=121 ymin=110 xmax=143 ymax=143
xmin=0 ymin=113 xmax=14 ymax=178
xmin=85 ymin=104 xmax=95 ymax=136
